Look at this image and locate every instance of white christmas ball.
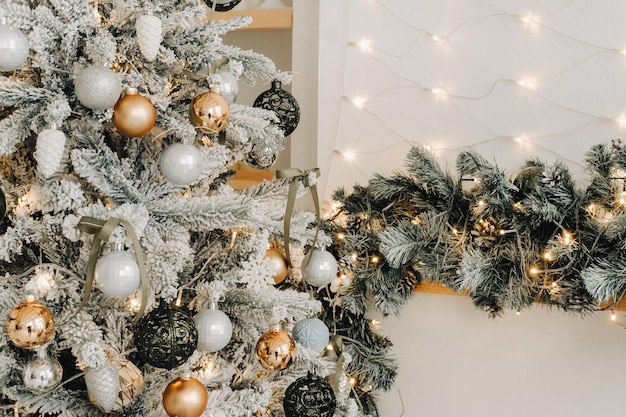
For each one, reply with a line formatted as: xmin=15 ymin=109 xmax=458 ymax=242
xmin=0 ymin=24 xmax=29 ymax=71
xmin=302 ymin=249 xmax=338 ymax=287
xmin=22 ymin=351 xmax=63 ymax=394
xmin=218 ymin=70 xmax=239 ymax=104
xmin=74 ymin=65 xmax=122 ymax=110
xmin=94 ymin=250 xmax=141 ymax=298
xmin=292 ymin=317 xmax=329 ymax=352
xmin=195 ymin=307 xmax=233 ymax=352
xmin=159 ymin=143 xmax=204 ymax=186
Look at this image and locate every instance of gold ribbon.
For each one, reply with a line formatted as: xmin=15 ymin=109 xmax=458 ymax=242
xmin=275 ymin=168 xmax=320 ymax=268
xmin=175 ymin=58 xmax=230 ymax=86
xmin=76 ymin=216 xmax=148 ymax=324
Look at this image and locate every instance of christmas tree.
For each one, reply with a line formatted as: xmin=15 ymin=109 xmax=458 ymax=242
xmin=0 ymin=1 xmax=396 ymax=416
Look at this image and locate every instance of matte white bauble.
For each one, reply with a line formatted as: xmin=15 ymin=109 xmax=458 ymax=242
xmin=195 ymin=306 xmax=233 ymax=352
xmin=94 ymin=250 xmax=141 ymax=298
xmin=218 ymin=70 xmax=239 ymax=104
xmin=22 ymin=349 xmax=63 ymax=394
xmin=292 ymin=317 xmax=330 ymax=353
xmin=302 ymin=249 xmax=338 ymax=287
xmin=0 ymin=24 xmax=29 ymax=71
xmin=74 ymin=65 xmax=122 ymax=110
xmin=159 ymin=143 xmax=204 ymax=186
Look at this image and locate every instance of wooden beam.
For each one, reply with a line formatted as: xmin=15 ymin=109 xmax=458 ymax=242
xmin=214 ymin=8 xmax=293 ymax=31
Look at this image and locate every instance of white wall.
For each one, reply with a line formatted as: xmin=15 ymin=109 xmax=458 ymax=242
xmin=291 ymin=1 xmax=626 ymax=416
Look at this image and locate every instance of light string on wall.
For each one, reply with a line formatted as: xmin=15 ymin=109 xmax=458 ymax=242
xmin=324 ymin=0 xmax=626 ymax=212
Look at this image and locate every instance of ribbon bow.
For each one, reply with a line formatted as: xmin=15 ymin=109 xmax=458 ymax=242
xmin=275 ymin=168 xmax=321 ymax=268
xmin=77 ymin=216 xmax=149 ymax=324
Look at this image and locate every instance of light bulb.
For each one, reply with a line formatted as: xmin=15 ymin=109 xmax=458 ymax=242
xmin=357 ymin=38 xmax=371 ymax=52
xmin=336 ymin=232 xmax=346 ymax=240
xmin=342 ymin=151 xmax=356 ymax=161
xmin=528 ymin=266 xmax=539 ymax=275
xmin=350 ymin=96 xmax=366 ymax=108
xmin=431 ymin=87 xmax=447 ymax=96
xmin=543 ymin=251 xmax=553 ymax=261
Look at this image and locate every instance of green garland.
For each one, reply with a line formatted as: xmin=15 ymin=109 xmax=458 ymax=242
xmin=324 ymin=140 xmax=626 ymax=318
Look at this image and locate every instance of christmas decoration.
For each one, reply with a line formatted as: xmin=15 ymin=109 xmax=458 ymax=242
xmin=203 ymin=0 xmax=242 ymax=12
xmin=162 ymin=375 xmax=208 ymax=417
xmin=112 ymin=89 xmax=157 ymax=137
xmin=195 ymin=303 xmax=232 ymax=352
xmin=301 ymin=249 xmax=338 ymax=287
xmin=0 ymin=20 xmax=29 ymax=71
xmin=255 ymin=324 xmax=296 ymax=371
xmin=0 ymin=186 xmax=6 ymax=222
xmin=85 ymin=362 xmax=121 ymax=413
xmin=265 ymin=247 xmax=288 ymax=284
xmin=34 ymin=127 xmax=66 ymax=178
xmin=94 ymin=247 xmax=141 ymax=298
xmin=22 ymin=348 xmax=63 ymax=394
xmin=135 ymin=302 xmax=198 ymax=369
xmin=292 ymin=317 xmax=329 ymax=352
xmin=5 ymin=297 xmax=55 ymax=350
xmin=110 ymin=358 xmax=144 ymax=411
xmin=189 ymin=89 xmax=230 ymax=134
xmin=159 ymin=143 xmax=204 ymax=186
xmin=217 ymin=69 xmax=239 ymax=104
xmin=74 ymin=65 xmax=122 ymax=110
xmin=135 ymin=13 xmax=162 ymax=62
xmin=253 ymin=79 xmax=300 ymax=136
xmin=246 ymin=146 xmax=277 ymax=170
xmin=283 ymin=373 xmax=336 ymax=417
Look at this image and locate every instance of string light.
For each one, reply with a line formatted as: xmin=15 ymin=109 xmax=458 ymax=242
xmin=342 ymin=150 xmax=356 ymax=161
xmin=336 ymin=232 xmax=346 ymax=241
xmin=611 ymin=310 xmax=617 ymax=322
xmin=127 ymin=295 xmax=141 ymax=312
xmin=543 ymin=251 xmax=553 ymax=261
xmin=356 ymin=38 xmax=371 ymax=52
xmin=370 ymin=255 xmax=380 ymax=264
xmin=349 ymin=96 xmax=366 ymax=109
xmin=528 ymin=266 xmax=539 ymax=276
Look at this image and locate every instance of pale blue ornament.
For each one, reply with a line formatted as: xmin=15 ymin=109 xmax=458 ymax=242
xmin=302 ymin=249 xmax=338 ymax=287
xmin=159 ymin=143 xmax=203 ymax=186
xmin=195 ymin=305 xmax=233 ymax=352
xmin=94 ymin=249 xmax=141 ymax=298
xmin=292 ymin=317 xmax=330 ymax=352
xmin=0 ymin=23 xmax=29 ymax=71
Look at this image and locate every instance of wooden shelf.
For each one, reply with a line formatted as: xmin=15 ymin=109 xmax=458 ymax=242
xmin=215 ymin=8 xmax=293 ymax=30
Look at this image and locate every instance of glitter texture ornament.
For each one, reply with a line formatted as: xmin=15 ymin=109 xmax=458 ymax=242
xmin=162 ymin=375 xmax=208 ymax=417
xmin=203 ymin=0 xmax=242 ymax=11
xmin=5 ymin=297 xmax=55 ymax=350
xmin=292 ymin=317 xmax=329 ymax=352
xmin=113 ymin=90 xmax=157 ymax=137
xmin=110 ymin=358 xmax=144 ymax=411
xmin=217 ymin=70 xmax=239 ymax=104
xmin=94 ymin=248 xmax=141 ymax=298
xmin=283 ymin=373 xmax=337 ymax=417
xmin=135 ymin=13 xmax=162 ymax=61
xmin=85 ymin=362 xmax=121 ymax=413
xmin=253 ymin=79 xmax=300 ymax=136
xmin=22 ymin=349 xmax=63 ymax=394
xmin=0 ymin=22 xmax=29 ymax=71
xmin=255 ymin=325 xmax=296 ymax=371
xmin=74 ymin=65 xmax=122 ymax=110
xmin=159 ymin=143 xmax=204 ymax=186
xmin=34 ymin=127 xmax=66 ymax=178
xmin=265 ymin=247 xmax=288 ymax=284
xmin=189 ymin=89 xmax=230 ymax=134
xmin=195 ymin=304 xmax=232 ymax=352
xmin=246 ymin=146 xmax=277 ymax=170
xmin=302 ymin=249 xmax=338 ymax=287
xmin=135 ymin=302 xmax=198 ymax=369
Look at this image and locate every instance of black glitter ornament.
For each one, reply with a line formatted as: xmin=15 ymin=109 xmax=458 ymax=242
xmin=134 ymin=302 xmax=198 ymax=369
xmin=283 ymin=373 xmax=336 ymax=417
xmin=0 ymin=186 xmax=5 ymax=222
xmin=253 ymin=80 xmax=300 ymax=136
xmin=203 ymin=0 xmax=241 ymax=11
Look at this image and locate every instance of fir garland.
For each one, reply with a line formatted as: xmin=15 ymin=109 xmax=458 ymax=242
xmin=325 ymin=140 xmax=626 ymax=319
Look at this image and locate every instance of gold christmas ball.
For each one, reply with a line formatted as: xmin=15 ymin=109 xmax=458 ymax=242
xmin=265 ymin=248 xmax=288 ymax=284
xmin=255 ymin=325 xmax=296 ymax=371
xmin=5 ymin=298 xmax=55 ymax=350
xmin=112 ymin=90 xmax=157 ymax=137
xmin=162 ymin=376 xmax=208 ymax=417
xmin=189 ymin=90 xmax=230 ymax=134
xmin=110 ymin=358 xmax=144 ymax=411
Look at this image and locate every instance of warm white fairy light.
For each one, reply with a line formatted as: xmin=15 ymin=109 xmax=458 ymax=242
xmin=618 ymin=116 xmax=626 ymax=128
xmin=517 ymin=79 xmax=536 ymax=90
xmin=516 ymin=310 xmax=521 ymax=316
xmin=478 ymin=200 xmax=485 ymax=207
xmin=543 ymin=251 xmax=553 ymax=261
xmin=562 ymin=231 xmax=574 ymax=245
xmin=357 ymin=38 xmax=371 ymax=52
xmin=342 ymin=150 xmax=357 ymax=161
xmin=370 ymin=255 xmax=380 ymax=264
xmin=336 ymin=232 xmax=346 ymax=241
xmin=351 ymin=252 xmax=358 ymax=261
xmin=350 ymin=96 xmax=366 ymax=109
xmin=528 ymin=266 xmax=539 ymax=276
xmin=127 ymin=294 xmax=141 ymax=312
xmin=611 ymin=310 xmax=617 ymax=322
xmin=431 ymin=87 xmax=447 ymax=96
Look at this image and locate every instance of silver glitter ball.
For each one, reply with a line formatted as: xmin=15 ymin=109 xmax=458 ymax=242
xmin=218 ymin=70 xmax=239 ymax=104
xmin=22 ymin=350 xmax=63 ymax=394
xmin=74 ymin=65 xmax=122 ymax=110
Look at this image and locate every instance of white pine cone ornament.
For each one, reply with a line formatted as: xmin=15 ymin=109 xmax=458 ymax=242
xmin=85 ymin=363 xmax=121 ymax=413
xmin=136 ymin=14 xmax=162 ymax=61
xmin=35 ymin=128 xmax=66 ymax=178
